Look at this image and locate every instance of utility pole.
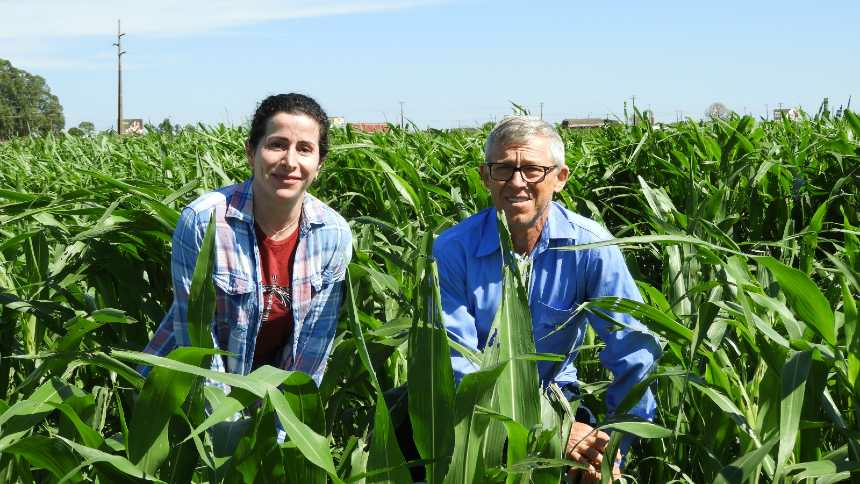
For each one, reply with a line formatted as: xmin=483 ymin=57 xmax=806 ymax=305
xmin=399 ymin=101 xmax=405 ymax=130
xmin=539 ymin=102 xmax=544 ymax=120
xmin=114 ymin=19 xmax=126 ymax=134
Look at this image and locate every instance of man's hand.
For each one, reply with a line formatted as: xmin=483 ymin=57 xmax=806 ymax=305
xmin=565 ymin=421 xmax=622 ymax=483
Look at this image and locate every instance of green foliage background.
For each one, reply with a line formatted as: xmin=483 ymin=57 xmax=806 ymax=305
xmin=0 ymin=59 xmax=65 ymax=140
xmin=0 ymin=111 xmax=859 ymax=482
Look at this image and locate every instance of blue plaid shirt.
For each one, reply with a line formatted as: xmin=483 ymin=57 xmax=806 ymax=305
xmin=433 ymin=202 xmax=660 ymax=421
xmin=142 ymin=179 xmax=352 ymax=386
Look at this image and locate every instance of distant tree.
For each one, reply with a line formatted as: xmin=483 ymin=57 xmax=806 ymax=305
xmin=706 ymin=102 xmax=731 ymax=120
xmin=78 ymin=121 xmax=95 ymax=136
xmin=0 ymin=58 xmax=65 ymax=139
xmin=157 ymin=117 xmax=175 ymax=135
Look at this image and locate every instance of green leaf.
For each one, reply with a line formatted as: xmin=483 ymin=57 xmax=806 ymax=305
xmin=473 ymin=406 xmax=530 ymax=479
xmin=713 ymin=436 xmax=778 ymax=484
xmin=586 ymin=297 xmax=693 ymax=345
xmin=556 ymin=233 xmax=741 ymax=256
xmin=598 ymin=421 xmax=676 ymax=439
xmin=266 ymin=387 xmax=342 ymax=483
xmin=599 ymin=430 xmax=622 ymax=484
xmin=799 ymin=201 xmax=828 ymax=274
xmin=127 ymin=346 xmax=213 ymax=474
xmin=408 ymin=235 xmax=455 ymax=484
xmin=689 ymin=381 xmax=759 ymax=444
xmin=366 ymin=393 xmax=412 ymax=484
xmin=486 ymin=210 xmax=541 ymax=427
xmin=47 ymin=401 xmax=104 ymax=449
xmin=776 ymin=350 xmax=812 ymax=478
xmin=444 ymin=363 xmax=507 ymax=484
xmin=4 ymin=435 xmax=82 ymax=481
xmin=345 ymin=269 xmax=383 ymax=393
xmin=225 ymin=401 xmax=284 ymax=484
xmin=56 ymin=434 xmax=166 ymax=483
xmin=346 ymin=265 xmax=410 ymax=483
xmin=0 ymin=378 xmax=67 ymax=448
xmin=845 ymin=110 xmax=860 ymax=139
xmin=187 ymin=212 xmax=217 ymax=349
xmin=111 ymin=349 xmax=284 ymax=397
xmin=754 ymin=256 xmax=836 ymax=346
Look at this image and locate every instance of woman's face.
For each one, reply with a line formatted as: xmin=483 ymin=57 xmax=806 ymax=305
xmin=247 ymin=112 xmax=322 ymax=207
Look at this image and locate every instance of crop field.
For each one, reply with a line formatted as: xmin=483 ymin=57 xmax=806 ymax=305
xmin=1 ymin=112 xmax=859 ymax=483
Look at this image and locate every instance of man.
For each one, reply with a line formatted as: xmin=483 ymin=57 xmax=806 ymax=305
xmin=432 ymin=116 xmax=661 ymax=482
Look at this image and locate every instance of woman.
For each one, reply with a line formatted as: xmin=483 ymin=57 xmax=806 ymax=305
xmin=142 ymin=93 xmax=352 ymax=386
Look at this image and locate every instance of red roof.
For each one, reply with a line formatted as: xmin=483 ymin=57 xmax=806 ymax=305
xmin=349 ymin=123 xmax=390 ymax=133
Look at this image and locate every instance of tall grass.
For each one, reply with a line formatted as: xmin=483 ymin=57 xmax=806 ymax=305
xmin=0 ymin=111 xmax=858 ymax=482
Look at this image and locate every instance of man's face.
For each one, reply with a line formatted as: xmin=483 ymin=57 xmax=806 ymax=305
xmin=481 ymin=135 xmax=569 ymax=234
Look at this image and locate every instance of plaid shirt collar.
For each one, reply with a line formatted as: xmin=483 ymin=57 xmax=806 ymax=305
xmin=225 ymin=177 xmax=327 ymax=230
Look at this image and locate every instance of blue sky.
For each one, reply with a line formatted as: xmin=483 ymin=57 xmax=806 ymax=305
xmin=2 ymin=0 xmax=858 ymax=130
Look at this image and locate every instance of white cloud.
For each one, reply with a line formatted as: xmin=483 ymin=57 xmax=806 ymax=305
xmin=0 ymin=0 xmax=442 ymax=38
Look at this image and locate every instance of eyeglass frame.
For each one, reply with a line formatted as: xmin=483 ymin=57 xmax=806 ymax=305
xmin=483 ymin=162 xmax=559 ymax=183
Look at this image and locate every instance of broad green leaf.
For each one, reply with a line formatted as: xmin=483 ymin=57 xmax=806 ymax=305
xmin=799 ymin=200 xmax=828 ymax=275
xmin=599 ymin=430 xmax=622 ymax=484
xmin=226 ymin=401 xmax=284 ymax=484
xmin=128 ymin=346 xmax=212 ymax=474
xmin=408 ymin=235 xmax=455 ymax=484
xmin=345 ymin=269 xmax=383 ymax=393
xmin=585 ymin=297 xmax=693 ymax=345
xmin=776 ymin=350 xmax=812 ymax=477
xmin=557 ymin=233 xmax=741 ymax=256
xmin=745 ymin=292 xmax=804 ymax=341
xmin=0 ymin=378 xmax=67 ymax=448
xmin=473 ymin=406 xmax=529 ymax=480
xmin=347 ymin=267 xmax=410 ymax=483
xmin=713 ymin=436 xmax=778 ymax=484
xmin=266 ymin=387 xmax=342 ymax=483
xmin=56 ymin=434 xmax=166 ymax=483
xmin=47 ymin=401 xmax=104 ymax=449
xmin=347 ymin=437 xmax=370 ymax=484
xmin=689 ymin=381 xmax=760 ymax=445
xmin=845 ymin=110 xmax=860 ymax=139
xmin=754 ymin=256 xmax=836 ymax=346
xmin=111 ymin=349 xmax=282 ymax=397
xmin=366 ymin=393 xmax=412 ymax=484
xmin=444 ymin=363 xmax=507 ymax=484
xmin=598 ymin=421 xmax=676 ymax=439
xmin=486 ymin=210 xmax=541 ymax=427
xmin=187 ymin=212 xmax=216 ymax=350
xmin=4 ymin=435 xmax=82 ymax=482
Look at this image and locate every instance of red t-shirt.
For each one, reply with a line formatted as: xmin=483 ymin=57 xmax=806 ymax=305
xmin=252 ymin=223 xmax=300 ymax=369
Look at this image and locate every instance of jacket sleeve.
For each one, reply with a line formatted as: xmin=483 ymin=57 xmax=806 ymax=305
xmin=584 ymin=243 xmax=662 ymax=422
xmin=302 ymin=222 xmax=353 ymax=385
xmin=433 ymin=236 xmax=481 ymax=382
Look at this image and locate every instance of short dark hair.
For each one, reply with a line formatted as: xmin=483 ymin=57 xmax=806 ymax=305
xmin=247 ymin=93 xmax=329 ymax=159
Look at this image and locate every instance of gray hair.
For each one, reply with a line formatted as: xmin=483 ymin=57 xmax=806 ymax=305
xmin=484 ymin=116 xmax=565 ymax=167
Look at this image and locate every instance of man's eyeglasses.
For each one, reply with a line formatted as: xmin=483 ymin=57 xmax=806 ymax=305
xmin=485 ymin=163 xmax=557 ymax=183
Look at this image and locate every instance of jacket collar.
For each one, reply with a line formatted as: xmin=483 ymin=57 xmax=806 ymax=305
xmin=225 ymin=177 xmax=326 ymax=228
